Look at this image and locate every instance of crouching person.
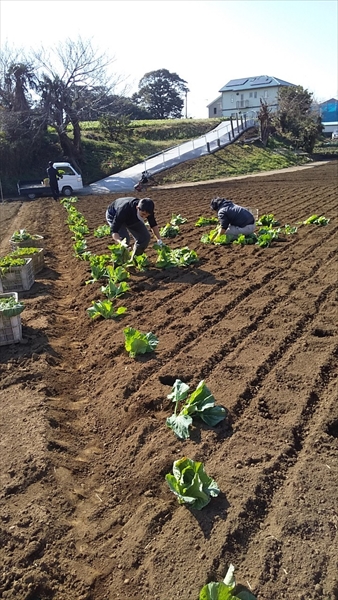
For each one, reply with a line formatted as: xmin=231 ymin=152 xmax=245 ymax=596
xmin=105 ymin=197 xmax=163 ymax=258
xmin=210 ymin=197 xmax=256 ymax=238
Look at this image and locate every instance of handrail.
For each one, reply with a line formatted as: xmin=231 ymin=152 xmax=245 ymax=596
xmin=90 ymin=111 xmax=259 ymax=193
xmin=143 ymin=113 xmax=259 ymax=174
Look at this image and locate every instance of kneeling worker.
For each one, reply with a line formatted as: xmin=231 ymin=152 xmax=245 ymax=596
xmin=210 ymin=197 xmax=256 ymax=238
xmin=106 ymin=197 xmax=163 ymax=257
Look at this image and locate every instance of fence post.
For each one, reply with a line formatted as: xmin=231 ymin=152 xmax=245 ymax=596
xmin=230 ymin=117 xmax=235 ymax=138
xmin=236 ymin=114 xmax=239 ymax=131
xmin=244 ymin=114 xmax=247 ymax=128
xmin=240 ymin=115 xmax=244 ymax=131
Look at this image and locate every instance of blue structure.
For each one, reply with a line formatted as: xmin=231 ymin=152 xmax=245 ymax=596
xmin=319 ymin=98 xmax=338 ymax=135
xmin=319 ymin=98 xmax=338 ymax=122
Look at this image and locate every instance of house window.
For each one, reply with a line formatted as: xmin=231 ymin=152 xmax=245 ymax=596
xmin=249 ymin=92 xmax=253 ymax=98
xmin=213 ymin=107 xmax=217 ymax=115
xmin=254 ymin=92 xmax=257 ymax=98
xmin=264 ymin=90 xmax=268 ymax=98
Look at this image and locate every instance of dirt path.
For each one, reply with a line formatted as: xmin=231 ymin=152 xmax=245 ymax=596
xmin=156 ymin=160 xmax=334 ymax=188
xmin=0 ymin=162 xmax=337 ymax=600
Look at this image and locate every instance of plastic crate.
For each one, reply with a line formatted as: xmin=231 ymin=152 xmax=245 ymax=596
xmin=10 ymin=235 xmax=44 ymax=252
xmin=0 ymin=258 xmax=35 ymax=293
xmin=11 ymin=248 xmax=45 ymax=275
xmin=0 ymin=293 xmax=23 ymax=346
xmin=30 ymin=248 xmax=45 ymax=274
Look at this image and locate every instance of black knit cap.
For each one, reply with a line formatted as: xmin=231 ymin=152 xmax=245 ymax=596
xmin=210 ymin=197 xmax=223 ymax=211
xmin=210 ymin=197 xmax=232 ymax=211
xmin=138 ymin=198 xmax=154 ymax=213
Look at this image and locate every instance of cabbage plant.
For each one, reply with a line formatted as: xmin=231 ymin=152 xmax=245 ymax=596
xmin=166 ymin=379 xmax=227 ymax=439
xmin=123 ymin=327 xmax=159 ymax=358
xmin=199 ymin=564 xmax=257 ymax=600
xmin=165 ymin=457 xmax=219 ymax=509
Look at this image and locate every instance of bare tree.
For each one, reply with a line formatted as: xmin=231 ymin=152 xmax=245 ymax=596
xmin=33 ymin=37 xmax=122 ymax=171
xmin=257 ymin=99 xmax=272 ymax=147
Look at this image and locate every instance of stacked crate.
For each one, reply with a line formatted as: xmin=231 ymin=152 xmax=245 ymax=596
xmin=0 ymin=292 xmax=23 ymax=346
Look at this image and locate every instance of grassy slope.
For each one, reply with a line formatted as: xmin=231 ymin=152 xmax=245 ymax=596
xmin=155 ymin=135 xmax=311 ymax=185
xmin=80 ymin=121 xmax=335 ymax=187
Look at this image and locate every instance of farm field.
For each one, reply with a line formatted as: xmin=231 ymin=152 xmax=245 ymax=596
xmin=0 ymin=161 xmax=337 ymax=600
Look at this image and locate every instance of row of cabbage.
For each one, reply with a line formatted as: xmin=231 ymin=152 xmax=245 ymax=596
xmin=61 ymin=197 xmax=330 ymax=599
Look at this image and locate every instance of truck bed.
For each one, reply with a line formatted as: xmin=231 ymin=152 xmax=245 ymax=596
xmin=17 ymin=181 xmax=53 ymax=198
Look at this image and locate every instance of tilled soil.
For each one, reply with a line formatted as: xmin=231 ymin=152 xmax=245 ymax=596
xmin=0 ymin=161 xmax=337 ymax=600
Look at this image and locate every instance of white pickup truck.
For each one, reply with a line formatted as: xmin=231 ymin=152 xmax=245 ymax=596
xmin=17 ymin=162 xmax=84 ymax=199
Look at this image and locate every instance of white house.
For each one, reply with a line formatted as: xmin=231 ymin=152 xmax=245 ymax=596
xmin=208 ymin=75 xmax=295 ymax=118
xmin=207 ymin=95 xmax=223 ymax=118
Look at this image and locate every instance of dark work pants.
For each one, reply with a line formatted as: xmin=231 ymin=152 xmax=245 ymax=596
xmin=49 ymin=181 xmax=59 ymax=200
xmin=106 ymin=209 xmax=151 ymax=255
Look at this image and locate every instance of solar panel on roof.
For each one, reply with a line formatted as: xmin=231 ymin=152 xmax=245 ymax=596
xmin=226 ymin=78 xmax=249 ymax=86
xmin=250 ymin=76 xmax=272 ymax=85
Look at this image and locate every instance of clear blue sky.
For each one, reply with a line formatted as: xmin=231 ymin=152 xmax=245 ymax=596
xmin=1 ymin=0 xmax=337 ymax=118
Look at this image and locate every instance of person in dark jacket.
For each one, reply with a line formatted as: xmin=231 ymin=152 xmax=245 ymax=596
xmin=105 ymin=197 xmax=163 ymax=257
xmin=210 ymin=197 xmax=256 ymax=238
xmin=46 ymin=161 xmax=60 ymax=201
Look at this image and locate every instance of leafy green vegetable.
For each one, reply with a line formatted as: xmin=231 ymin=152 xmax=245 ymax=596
xmin=232 ymin=234 xmax=257 ymax=245
xmin=172 ymin=247 xmax=198 ymax=266
xmin=200 ymin=230 xmax=233 ymax=245
xmin=127 ymin=253 xmax=150 ymax=271
xmin=69 ymin=224 xmax=90 ymax=235
xmin=105 ymin=265 xmax=130 ymax=282
xmin=165 ymin=457 xmax=220 ymax=509
xmin=10 ymin=247 xmax=40 ymax=257
xmin=302 ymin=214 xmax=330 ymax=226
xmin=195 ymin=216 xmax=219 ymax=227
xmin=160 ymin=223 xmax=180 ymax=238
xmin=60 ymin=196 xmax=78 ymax=205
xmin=256 ymin=213 xmax=279 ymax=227
xmin=108 ymin=240 xmax=131 ymax=265
xmin=0 ymin=256 xmax=27 ymax=275
xmin=87 ymin=299 xmax=127 ymax=320
xmin=101 ymin=280 xmax=130 ymax=298
xmin=0 ymin=296 xmax=25 ymax=317
xmin=89 ymin=254 xmax=111 ymax=268
xmin=170 ymin=213 xmax=187 ymax=225
xmin=80 ymin=251 xmax=92 ymax=261
xmin=93 ymin=224 xmax=111 ymax=237
xmin=86 ymin=255 xmax=112 ymax=283
xmin=255 ymin=227 xmax=280 ymax=247
xmin=281 ymin=224 xmax=298 ymax=235
xmin=10 ymin=229 xmax=36 ymax=241
xmin=73 ymin=239 xmax=88 ymax=257
xmin=154 ymin=244 xmax=198 ymax=268
xmin=66 ymin=209 xmax=88 ymax=227
xmin=201 ymin=225 xmax=287 ymax=248
xmin=123 ymin=327 xmax=159 ymax=358
xmin=166 ymin=379 xmax=227 ymax=439
xmin=199 ymin=564 xmax=257 ymax=600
